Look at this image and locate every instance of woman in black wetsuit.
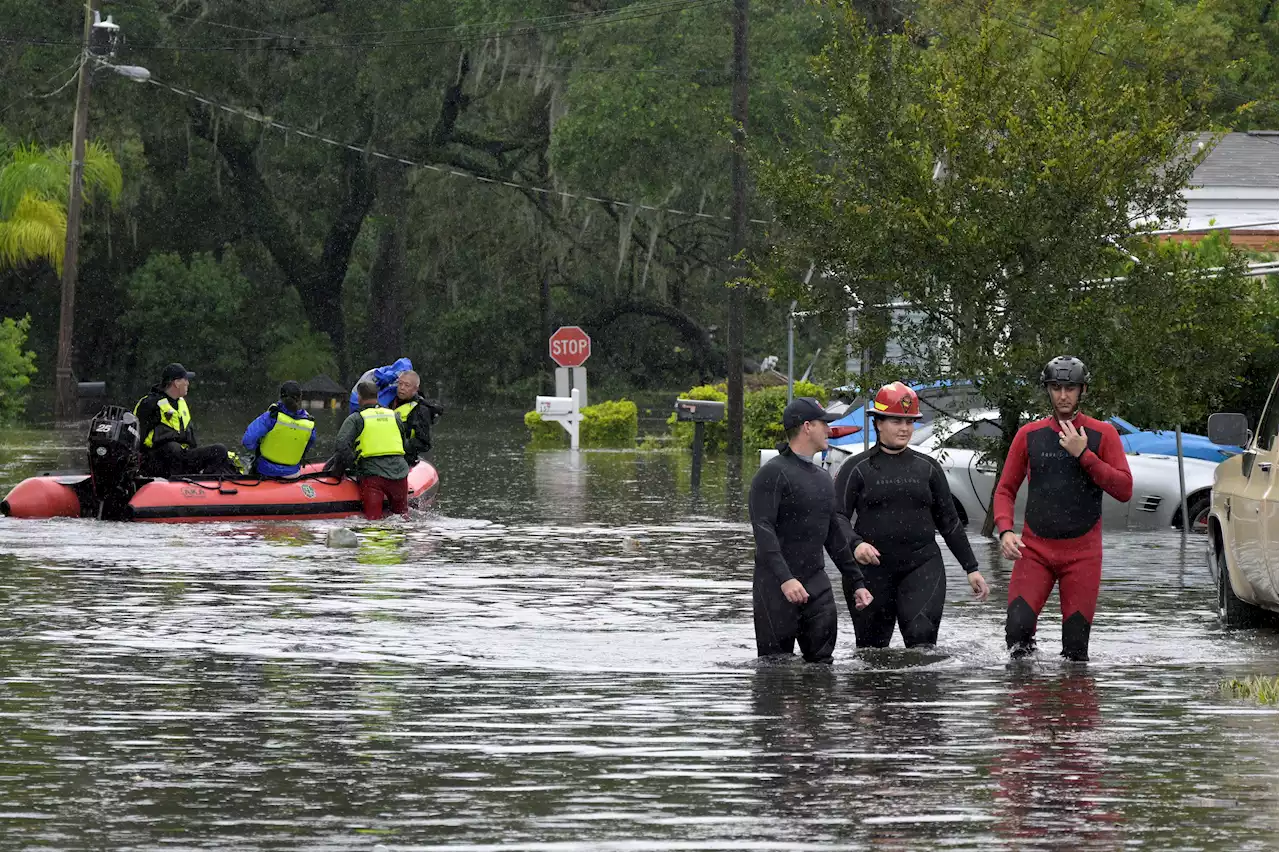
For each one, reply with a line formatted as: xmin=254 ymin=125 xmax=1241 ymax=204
xmin=834 ymin=382 xmax=990 ymax=648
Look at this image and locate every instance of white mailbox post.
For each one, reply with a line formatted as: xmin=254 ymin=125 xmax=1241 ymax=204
xmin=535 ymin=388 xmax=582 ymax=450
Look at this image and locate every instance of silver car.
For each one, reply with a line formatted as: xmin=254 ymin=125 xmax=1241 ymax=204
xmin=824 ymin=410 xmax=1216 ymax=533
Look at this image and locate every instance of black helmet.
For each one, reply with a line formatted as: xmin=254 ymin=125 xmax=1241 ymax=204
xmin=1041 ymin=356 xmax=1090 ymax=387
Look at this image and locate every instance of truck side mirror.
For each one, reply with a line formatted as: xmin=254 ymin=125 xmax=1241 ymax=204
xmin=1208 ymin=412 xmax=1250 ymax=447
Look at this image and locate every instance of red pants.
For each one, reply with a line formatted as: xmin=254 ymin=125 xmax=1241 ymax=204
xmin=1006 ymin=524 xmax=1102 ymax=661
xmin=359 ymin=475 xmax=409 ymax=520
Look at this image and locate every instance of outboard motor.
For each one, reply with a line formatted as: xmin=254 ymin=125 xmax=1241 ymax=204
xmin=88 ymin=406 xmax=140 ymax=520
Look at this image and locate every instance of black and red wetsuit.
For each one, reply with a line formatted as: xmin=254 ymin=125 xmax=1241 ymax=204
xmin=994 ymin=413 xmax=1133 ymax=660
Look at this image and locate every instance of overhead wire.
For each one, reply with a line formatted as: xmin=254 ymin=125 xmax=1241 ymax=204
xmin=142 ymin=73 xmax=770 ymax=225
xmin=96 ymin=0 xmax=728 ymax=52
xmin=101 ymin=0 xmax=703 ymax=42
xmin=0 ymin=53 xmax=86 ymax=116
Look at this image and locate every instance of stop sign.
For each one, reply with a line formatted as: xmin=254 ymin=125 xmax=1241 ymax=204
xmin=549 ymin=326 xmax=591 ymax=368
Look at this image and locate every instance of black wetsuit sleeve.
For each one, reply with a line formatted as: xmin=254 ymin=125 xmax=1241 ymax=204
xmin=928 ymin=459 xmax=979 ymax=573
xmin=824 ymin=512 xmax=867 ymax=590
xmin=748 ymin=464 xmax=795 ymax=587
xmin=833 ymin=460 xmax=865 ymax=551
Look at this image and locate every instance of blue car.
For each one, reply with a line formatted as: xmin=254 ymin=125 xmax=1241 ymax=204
xmin=828 ymin=383 xmax=1241 ymax=461
xmin=1110 ymin=416 xmax=1241 ymax=462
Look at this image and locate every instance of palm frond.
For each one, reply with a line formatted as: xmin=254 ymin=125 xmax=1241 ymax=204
xmin=0 ymin=191 xmax=67 ymax=273
xmin=0 ymin=140 xmax=124 ymax=219
xmin=46 ymin=140 xmax=124 ymax=206
xmin=0 ymin=144 xmax=66 ymax=219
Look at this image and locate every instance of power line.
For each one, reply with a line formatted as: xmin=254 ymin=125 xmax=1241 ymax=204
xmin=93 ymin=0 xmax=727 ymax=52
xmin=102 ymin=0 xmax=702 ymax=42
xmin=0 ymin=53 xmax=86 ymax=116
xmin=35 ymin=56 xmax=87 ymax=100
xmin=143 ymin=73 xmax=770 ymax=225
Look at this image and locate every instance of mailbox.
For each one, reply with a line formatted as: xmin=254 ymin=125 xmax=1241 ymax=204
xmin=536 ymin=395 xmax=576 ymax=417
xmin=674 ymin=398 xmax=725 ymax=423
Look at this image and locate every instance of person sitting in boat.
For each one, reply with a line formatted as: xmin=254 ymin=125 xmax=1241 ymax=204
xmin=134 ymin=363 xmax=239 ymax=478
xmin=241 ymin=381 xmax=318 ymax=478
xmin=326 ymin=379 xmax=410 ymax=520
xmin=348 ymin=356 xmax=413 ymax=413
xmin=389 ymin=369 xmax=443 ymax=467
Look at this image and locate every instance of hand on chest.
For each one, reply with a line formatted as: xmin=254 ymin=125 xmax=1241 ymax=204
xmin=1029 ymin=426 xmax=1101 ymax=472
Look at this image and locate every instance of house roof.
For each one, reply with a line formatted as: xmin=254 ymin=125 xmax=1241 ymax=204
xmin=1191 ymin=132 xmax=1279 ymax=188
xmin=301 ymin=374 xmax=347 ymax=396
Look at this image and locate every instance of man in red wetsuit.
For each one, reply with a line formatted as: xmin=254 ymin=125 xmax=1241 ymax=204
xmin=995 ymin=356 xmax=1133 ymax=661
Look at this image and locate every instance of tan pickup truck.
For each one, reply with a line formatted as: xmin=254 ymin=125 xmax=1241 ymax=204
xmin=1206 ymin=377 xmax=1279 ymax=627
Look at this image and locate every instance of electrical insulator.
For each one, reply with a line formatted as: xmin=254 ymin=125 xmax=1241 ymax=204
xmin=89 ymin=11 xmax=121 ymax=58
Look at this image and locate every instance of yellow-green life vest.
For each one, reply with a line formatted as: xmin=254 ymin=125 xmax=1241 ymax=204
xmin=258 ymin=408 xmax=315 ymax=466
xmin=135 ymin=395 xmax=191 ymax=449
xmin=356 ymin=406 xmax=404 ymax=459
xmin=395 ymin=399 xmax=418 ymax=440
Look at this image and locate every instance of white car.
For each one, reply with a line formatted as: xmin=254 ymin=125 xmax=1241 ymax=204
xmin=820 ymin=410 xmax=1217 ymax=533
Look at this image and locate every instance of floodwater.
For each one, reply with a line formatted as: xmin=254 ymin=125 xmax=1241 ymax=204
xmin=0 ymin=407 xmax=1275 ymax=850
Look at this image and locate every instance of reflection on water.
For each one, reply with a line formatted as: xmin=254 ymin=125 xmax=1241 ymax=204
xmin=0 ymin=409 xmax=1275 ymax=848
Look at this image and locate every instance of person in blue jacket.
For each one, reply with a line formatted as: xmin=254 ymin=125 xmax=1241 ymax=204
xmin=349 ymin=357 xmax=414 ymax=413
xmin=242 ymin=381 xmax=318 ymax=478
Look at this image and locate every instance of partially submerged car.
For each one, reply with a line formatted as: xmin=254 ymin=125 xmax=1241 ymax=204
xmin=829 ymin=382 xmax=1241 ymax=462
xmin=1205 ymin=378 xmax=1279 ymax=627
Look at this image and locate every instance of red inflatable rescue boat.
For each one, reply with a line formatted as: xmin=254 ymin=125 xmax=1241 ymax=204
xmin=0 ymin=406 xmax=439 ymax=523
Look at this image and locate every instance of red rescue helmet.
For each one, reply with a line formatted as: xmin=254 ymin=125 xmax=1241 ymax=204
xmin=871 ymin=381 xmax=922 ymax=420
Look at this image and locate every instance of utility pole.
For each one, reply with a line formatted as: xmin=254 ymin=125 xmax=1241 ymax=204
xmin=54 ymin=0 xmax=98 ymax=424
xmin=726 ymin=0 xmax=748 ymax=458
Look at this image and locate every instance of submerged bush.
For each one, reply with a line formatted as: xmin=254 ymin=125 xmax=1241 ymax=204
xmin=1220 ymin=675 xmax=1279 ymax=706
xmin=743 ymin=381 xmax=827 ymax=451
xmin=525 ymin=398 xmax=639 ymax=449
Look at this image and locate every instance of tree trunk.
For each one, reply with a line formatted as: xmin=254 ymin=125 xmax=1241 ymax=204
xmin=189 ymin=104 xmax=377 ymax=375
xmin=367 ymin=194 xmax=407 ymax=364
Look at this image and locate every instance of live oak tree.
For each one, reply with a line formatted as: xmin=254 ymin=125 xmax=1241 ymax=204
xmin=755 ymin=0 xmax=1275 ymax=532
xmin=0 ymin=0 xmax=1271 ymax=405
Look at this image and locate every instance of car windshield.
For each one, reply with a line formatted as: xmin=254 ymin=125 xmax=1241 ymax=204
xmin=909 ymin=423 xmax=936 ymax=445
xmin=1110 ymin=416 xmax=1139 ymax=435
xmin=941 ymin=419 xmax=1005 ymax=449
xmin=1258 ymin=379 xmax=1279 ymax=453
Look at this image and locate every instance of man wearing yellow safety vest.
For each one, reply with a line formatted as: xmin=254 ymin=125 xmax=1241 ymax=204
xmin=133 ymin=363 xmax=239 ymax=477
xmin=389 ymin=369 xmax=443 ymax=467
xmin=326 ymin=379 xmax=411 ymax=520
xmin=241 ymin=381 xmax=318 ymax=478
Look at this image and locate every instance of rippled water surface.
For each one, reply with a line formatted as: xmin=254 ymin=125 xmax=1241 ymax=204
xmin=1 ymin=409 xmax=1276 ymax=850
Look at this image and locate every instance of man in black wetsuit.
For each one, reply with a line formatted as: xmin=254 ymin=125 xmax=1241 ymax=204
xmin=749 ymin=397 xmax=873 ymax=663
xmin=835 ymin=382 xmax=990 ymax=648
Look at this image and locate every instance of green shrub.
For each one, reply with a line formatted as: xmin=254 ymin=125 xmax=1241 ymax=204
xmin=525 ymin=398 xmax=639 ymax=449
xmin=266 ymin=325 xmax=339 ymax=385
xmin=119 ymin=251 xmax=252 ymax=387
xmin=524 ymin=409 xmax=564 ymax=448
xmin=744 ymin=381 xmax=827 ymax=450
xmin=583 ymin=398 xmax=639 ymax=447
xmin=0 ymin=315 xmax=37 ymax=424
xmin=667 ymin=383 xmax=728 ymax=452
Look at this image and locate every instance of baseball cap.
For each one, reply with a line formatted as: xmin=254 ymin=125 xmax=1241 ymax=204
xmin=782 ymin=397 xmax=841 ymax=430
xmin=161 ymin=363 xmax=195 ymax=383
xmin=279 ymin=380 xmax=303 ymax=400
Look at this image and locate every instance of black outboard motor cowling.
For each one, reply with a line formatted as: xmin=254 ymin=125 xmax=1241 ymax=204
xmin=88 ymin=406 xmax=140 ymax=520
